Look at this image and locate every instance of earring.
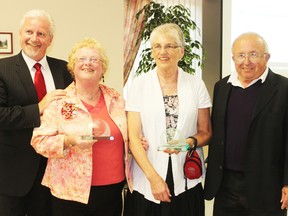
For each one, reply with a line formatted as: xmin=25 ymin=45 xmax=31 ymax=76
xmin=102 ymin=74 xmax=105 ymax=83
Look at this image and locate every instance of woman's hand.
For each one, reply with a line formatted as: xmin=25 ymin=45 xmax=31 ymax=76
xmin=65 ymin=134 xmax=95 ymax=150
xmin=163 ymin=149 xmax=180 ymax=154
xmin=150 ymin=174 xmax=171 ymax=202
xmin=162 ymin=139 xmax=181 ymax=154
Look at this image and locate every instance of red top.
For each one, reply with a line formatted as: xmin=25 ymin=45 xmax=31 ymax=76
xmin=82 ymin=93 xmax=125 ymax=186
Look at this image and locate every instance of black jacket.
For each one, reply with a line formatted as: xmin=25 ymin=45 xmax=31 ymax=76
xmin=0 ymin=52 xmax=72 ymax=196
xmin=204 ymin=69 xmax=288 ymax=212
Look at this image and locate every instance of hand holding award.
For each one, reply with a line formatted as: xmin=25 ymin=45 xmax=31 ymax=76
xmin=81 ymin=119 xmax=114 ymax=141
xmin=158 ymin=128 xmax=189 ymax=151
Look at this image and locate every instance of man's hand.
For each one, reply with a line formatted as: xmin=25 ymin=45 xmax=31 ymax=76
xmin=140 ymin=136 xmax=149 ymax=151
xmin=39 ymin=89 xmax=67 ymax=114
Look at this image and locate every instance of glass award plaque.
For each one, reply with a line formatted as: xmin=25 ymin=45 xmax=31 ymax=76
xmin=157 ymin=128 xmax=189 ymax=151
xmin=81 ymin=119 xmax=114 ymax=141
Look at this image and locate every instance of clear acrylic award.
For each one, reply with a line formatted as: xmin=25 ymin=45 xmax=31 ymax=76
xmin=157 ymin=128 xmax=189 ymax=151
xmin=81 ymin=119 xmax=114 ymax=141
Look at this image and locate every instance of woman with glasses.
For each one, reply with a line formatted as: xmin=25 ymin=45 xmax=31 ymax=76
xmin=31 ymin=38 xmax=131 ymax=216
xmin=124 ymin=23 xmax=212 ymax=216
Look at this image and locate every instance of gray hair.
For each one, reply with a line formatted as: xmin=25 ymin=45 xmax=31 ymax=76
xmin=232 ymin=32 xmax=269 ymax=53
xmin=20 ymin=9 xmax=55 ymax=37
xmin=150 ymin=23 xmax=185 ymax=47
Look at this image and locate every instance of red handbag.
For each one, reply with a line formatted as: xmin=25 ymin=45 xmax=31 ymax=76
xmin=183 ymin=148 xmax=202 ymax=180
xmin=183 ymin=139 xmax=202 ymax=190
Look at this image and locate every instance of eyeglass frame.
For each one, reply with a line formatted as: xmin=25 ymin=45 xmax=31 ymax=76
xmin=76 ymin=57 xmax=102 ymax=64
xmin=151 ymin=44 xmax=182 ymax=53
xmin=232 ymin=52 xmax=267 ymax=64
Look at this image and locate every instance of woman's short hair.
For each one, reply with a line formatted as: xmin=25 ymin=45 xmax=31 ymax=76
xmin=67 ymin=38 xmax=109 ymax=77
xmin=150 ymin=23 xmax=185 ymax=47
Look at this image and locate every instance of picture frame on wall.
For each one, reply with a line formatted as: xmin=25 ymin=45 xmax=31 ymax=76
xmin=0 ymin=32 xmax=13 ymax=54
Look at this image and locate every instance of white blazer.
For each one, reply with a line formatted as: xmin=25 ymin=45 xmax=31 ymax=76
xmin=126 ymin=68 xmax=211 ymax=203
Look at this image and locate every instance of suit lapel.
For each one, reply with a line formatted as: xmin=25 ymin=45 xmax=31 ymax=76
xmin=47 ymin=57 xmax=64 ymax=89
xmin=15 ymin=53 xmax=39 ymax=102
xmin=215 ymin=78 xmax=232 ymax=121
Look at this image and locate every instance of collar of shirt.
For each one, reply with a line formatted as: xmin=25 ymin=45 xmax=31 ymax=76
xmin=21 ymin=51 xmax=56 ymax=92
xmin=227 ymin=67 xmax=269 ymax=88
xmin=21 ymin=51 xmax=49 ymax=72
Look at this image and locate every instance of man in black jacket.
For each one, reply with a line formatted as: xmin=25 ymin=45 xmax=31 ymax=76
xmin=0 ymin=9 xmax=72 ymax=216
xmin=204 ymin=32 xmax=288 ymax=216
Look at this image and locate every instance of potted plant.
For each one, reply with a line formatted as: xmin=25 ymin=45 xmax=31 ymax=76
xmin=135 ymin=1 xmax=204 ymax=76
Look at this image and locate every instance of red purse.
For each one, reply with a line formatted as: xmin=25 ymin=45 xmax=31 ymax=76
xmin=183 ymin=148 xmax=202 ymax=180
xmin=183 ymin=137 xmax=202 ymax=190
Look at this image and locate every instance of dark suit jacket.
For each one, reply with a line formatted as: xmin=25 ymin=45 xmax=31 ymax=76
xmin=204 ymin=69 xmax=288 ymax=212
xmin=0 ymin=52 xmax=72 ymax=196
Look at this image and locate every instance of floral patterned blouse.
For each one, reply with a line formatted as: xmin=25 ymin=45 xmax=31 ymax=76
xmin=31 ymin=83 xmax=130 ymax=204
xmin=164 ymin=95 xmax=179 ymax=142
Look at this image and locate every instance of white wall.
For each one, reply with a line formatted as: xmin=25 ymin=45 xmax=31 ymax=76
xmin=0 ymin=0 xmax=124 ymax=93
xmin=222 ymin=0 xmax=288 ymax=78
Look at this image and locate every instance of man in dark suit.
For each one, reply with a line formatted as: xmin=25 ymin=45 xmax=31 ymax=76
xmin=204 ymin=32 xmax=288 ymax=216
xmin=0 ymin=9 xmax=72 ymax=216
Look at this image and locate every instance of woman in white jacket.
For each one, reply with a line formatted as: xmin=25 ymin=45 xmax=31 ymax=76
xmin=124 ymin=23 xmax=212 ymax=216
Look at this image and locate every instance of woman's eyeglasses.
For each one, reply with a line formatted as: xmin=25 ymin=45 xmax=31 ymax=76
xmin=152 ymin=44 xmax=181 ymax=53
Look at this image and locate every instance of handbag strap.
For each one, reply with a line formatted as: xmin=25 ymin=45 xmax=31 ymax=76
xmin=187 ymin=136 xmax=197 ymax=157
xmin=185 ymin=148 xmax=194 ymax=190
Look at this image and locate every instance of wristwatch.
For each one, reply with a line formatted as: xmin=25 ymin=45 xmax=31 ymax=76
xmin=188 ymin=136 xmax=197 ymax=150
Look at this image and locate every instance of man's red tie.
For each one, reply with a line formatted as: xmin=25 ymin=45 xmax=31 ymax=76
xmin=34 ymin=63 xmax=47 ymax=101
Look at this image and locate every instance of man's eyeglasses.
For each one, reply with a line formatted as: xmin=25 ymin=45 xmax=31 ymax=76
xmin=152 ymin=44 xmax=181 ymax=53
xmin=77 ymin=57 xmax=102 ymax=64
xmin=233 ymin=52 xmax=267 ymax=64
